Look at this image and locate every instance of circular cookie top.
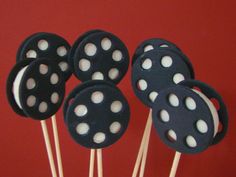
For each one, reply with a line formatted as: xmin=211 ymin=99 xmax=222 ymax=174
xmin=73 ymin=31 xmax=130 ymax=84
xmin=16 ymin=32 xmax=72 ymax=81
xmin=152 ymin=85 xmax=215 ymax=154
xmin=131 ymin=49 xmax=194 ymax=107
xmin=132 ymin=38 xmax=182 ymax=65
xmin=65 ymin=81 xmax=130 ymax=149
xmin=17 ymin=58 xmax=65 ymax=120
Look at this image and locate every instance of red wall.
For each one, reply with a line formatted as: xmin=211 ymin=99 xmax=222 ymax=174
xmin=0 ymin=0 xmax=235 ymax=176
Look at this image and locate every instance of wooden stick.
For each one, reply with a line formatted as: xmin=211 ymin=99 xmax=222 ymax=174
xmin=139 ymin=115 xmax=152 ymax=177
xmin=51 ymin=115 xmax=64 ymax=177
xmin=97 ymin=149 xmax=103 ymax=177
xmin=132 ymin=109 xmax=152 ymax=177
xmin=89 ymin=149 xmax=95 ymax=177
xmin=169 ymin=151 xmax=182 ymax=177
xmin=40 ymin=120 xmax=58 ymax=177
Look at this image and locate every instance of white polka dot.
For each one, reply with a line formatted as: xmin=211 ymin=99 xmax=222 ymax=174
xmin=92 ymin=72 xmax=104 ymax=80
xmin=144 ymin=45 xmax=154 ymax=52
xmin=91 ymin=91 xmax=104 ymax=104
xmin=26 ymin=95 xmax=36 ymax=107
xmin=168 ymin=94 xmax=179 ymax=107
xmin=108 ymin=68 xmax=119 ymax=80
xmin=112 ymin=50 xmax=123 ymax=62
xmin=76 ymin=123 xmax=90 ymax=135
xmin=84 ymin=43 xmax=97 ymax=56
xmin=50 ymin=73 xmax=59 ymax=85
xmin=149 ymin=91 xmax=158 ymax=102
xmin=110 ymin=101 xmax=123 ymax=113
xmin=26 ymin=50 xmax=37 ymax=58
xmin=167 ymin=129 xmax=177 ymax=142
xmin=57 ymin=46 xmax=67 ymax=57
xmin=39 ymin=102 xmax=48 ymax=113
xmin=58 ymin=62 xmax=69 ymax=72
xmin=51 ymin=92 xmax=59 ymax=104
xmin=160 ymin=44 xmax=169 ymax=48
xmin=137 ymin=79 xmax=148 ymax=91
xmin=74 ymin=105 xmax=88 ymax=117
xmin=141 ymin=58 xmax=152 ymax=70
xmin=93 ymin=132 xmax=106 ymax=144
xmin=160 ymin=109 xmax=170 ymax=122
xmin=173 ymin=73 xmax=185 ymax=84
xmin=26 ymin=78 xmax=36 ymax=90
xmin=110 ymin=122 xmax=121 ymax=134
xmin=39 ymin=64 xmax=48 ymax=75
xmin=161 ymin=56 xmax=173 ymax=67
xmin=79 ymin=59 xmax=91 ymax=72
xmin=101 ymin=38 xmax=112 ymax=51
xmin=196 ymin=120 xmax=208 ymax=134
xmin=185 ymin=97 xmax=196 ymax=110
xmin=38 ymin=40 xmax=49 ymax=51
xmin=186 ymin=135 xmax=197 ymax=148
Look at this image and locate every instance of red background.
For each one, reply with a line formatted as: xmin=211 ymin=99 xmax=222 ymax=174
xmin=0 ymin=0 xmax=235 ymax=177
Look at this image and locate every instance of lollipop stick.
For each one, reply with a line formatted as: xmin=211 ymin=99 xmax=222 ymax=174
xmin=40 ymin=120 xmax=58 ymax=177
xmin=169 ymin=151 xmax=182 ymax=177
xmin=132 ymin=109 xmax=152 ymax=177
xmin=97 ymin=149 xmax=103 ymax=177
xmin=89 ymin=149 xmax=95 ymax=177
xmin=139 ymin=115 xmax=152 ymax=177
xmin=51 ymin=115 xmax=64 ymax=177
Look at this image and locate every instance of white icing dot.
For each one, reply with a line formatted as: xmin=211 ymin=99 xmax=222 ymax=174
xmin=161 ymin=56 xmax=173 ymax=68
xmin=58 ymin=62 xmax=69 ymax=72
xmin=74 ymin=105 xmax=88 ymax=117
xmin=76 ymin=123 xmax=90 ymax=135
xmin=26 ymin=50 xmax=37 ymax=58
xmin=110 ymin=122 xmax=121 ymax=134
xmin=110 ymin=101 xmax=123 ymax=113
xmin=186 ymin=135 xmax=197 ymax=148
xmin=196 ymin=120 xmax=208 ymax=134
xmin=149 ymin=91 xmax=158 ymax=102
xmin=160 ymin=44 xmax=169 ymax=47
xmin=79 ymin=59 xmax=91 ymax=72
xmin=159 ymin=109 xmax=170 ymax=122
xmin=173 ymin=73 xmax=185 ymax=84
xmin=50 ymin=73 xmax=59 ymax=85
xmin=167 ymin=129 xmax=177 ymax=142
xmin=93 ymin=132 xmax=106 ymax=144
xmin=84 ymin=43 xmax=97 ymax=56
xmin=91 ymin=91 xmax=104 ymax=104
xmin=39 ymin=102 xmax=48 ymax=113
xmin=168 ymin=94 xmax=179 ymax=107
xmin=26 ymin=78 xmax=36 ymax=90
xmin=185 ymin=97 xmax=196 ymax=110
xmin=92 ymin=72 xmax=104 ymax=80
xmin=39 ymin=64 xmax=48 ymax=75
xmin=137 ymin=79 xmax=148 ymax=91
xmin=141 ymin=58 xmax=152 ymax=70
xmin=57 ymin=46 xmax=67 ymax=57
xmin=38 ymin=40 xmax=49 ymax=51
xmin=144 ymin=45 xmax=154 ymax=52
xmin=112 ymin=50 xmax=123 ymax=62
xmin=26 ymin=95 xmax=36 ymax=107
xmin=51 ymin=92 xmax=59 ymax=104
xmin=101 ymin=38 xmax=112 ymax=51
xmin=108 ymin=68 xmax=119 ymax=80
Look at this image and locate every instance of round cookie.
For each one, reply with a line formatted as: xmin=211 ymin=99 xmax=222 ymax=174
xmin=132 ymin=38 xmax=182 ymax=65
xmin=64 ymin=81 xmax=130 ymax=149
xmin=7 ymin=58 xmax=65 ymax=120
xmin=68 ymin=29 xmax=104 ymax=72
xmin=131 ymin=49 xmax=194 ymax=107
xmin=151 ymin=81 xmax=228 ymax=154
xmin=73 ymin=31 xmax=130 ymax=84
xmin=16 ymin=32 xmax=72 ymax=81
